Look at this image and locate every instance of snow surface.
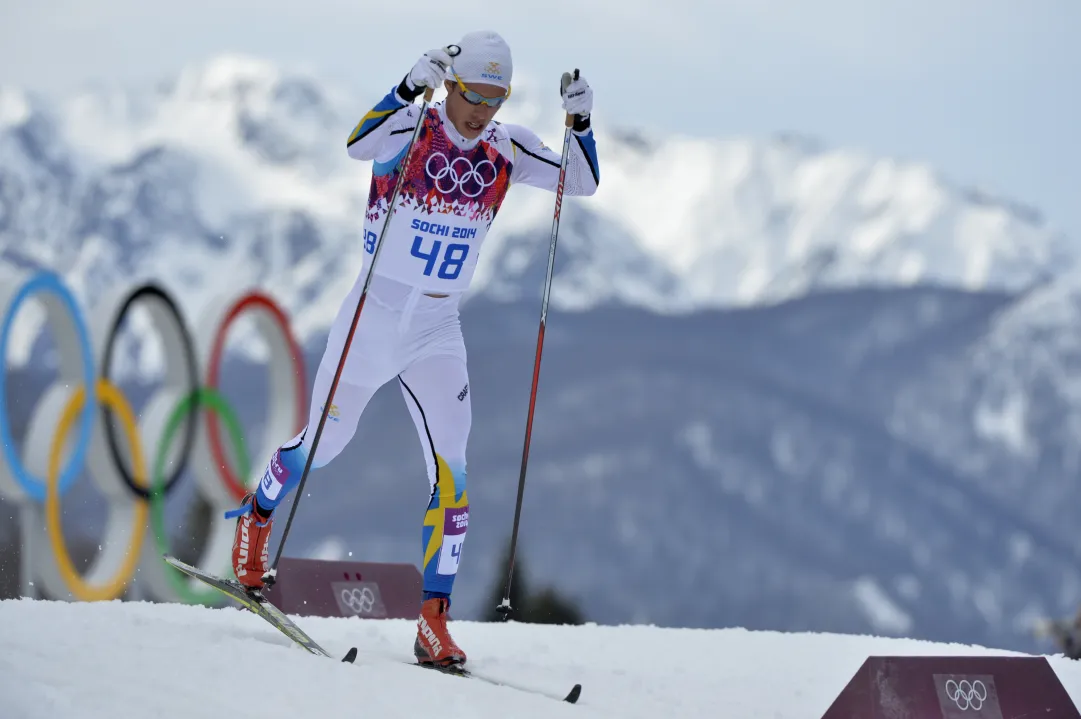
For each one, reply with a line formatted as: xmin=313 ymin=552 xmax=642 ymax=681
xmin=2 ymin=598 xmax=1080 ymax=718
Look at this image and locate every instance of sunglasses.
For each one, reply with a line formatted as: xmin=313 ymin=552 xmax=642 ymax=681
xmin=453 ymin=73 xmax=512 ymax=108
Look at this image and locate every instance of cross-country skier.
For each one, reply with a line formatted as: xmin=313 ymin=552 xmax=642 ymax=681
xmin=226 ymin=29 xmax=599 ymax=669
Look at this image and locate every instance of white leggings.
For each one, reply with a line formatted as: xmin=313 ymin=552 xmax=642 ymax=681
xmin=254 ymin=274 xmax=472 ymax=595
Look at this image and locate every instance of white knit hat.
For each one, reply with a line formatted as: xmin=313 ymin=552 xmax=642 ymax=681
xmin=451 ymin=30 xmax=513 ymax=90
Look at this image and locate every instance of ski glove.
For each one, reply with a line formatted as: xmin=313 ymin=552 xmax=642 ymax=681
xmin=400 ymin=46 xmax=458 ymax=102
xmin=561 ymin=73 xmax=592 ymax=115
xmin=560 ymin=70 xmax=593 ymax=132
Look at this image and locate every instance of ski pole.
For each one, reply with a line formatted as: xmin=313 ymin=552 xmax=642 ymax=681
xmin=495 ymin=70 xmax=578 ymax=620
xmin=263 ymin=51 xmax=459 ymax=586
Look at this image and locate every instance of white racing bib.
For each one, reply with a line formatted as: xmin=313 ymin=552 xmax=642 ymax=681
xmin=361 ymin=112 xmax=513 ymax=292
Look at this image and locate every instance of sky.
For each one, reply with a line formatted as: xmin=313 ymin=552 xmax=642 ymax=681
xmin=3 ymin=0 xmax=1079 ymax=240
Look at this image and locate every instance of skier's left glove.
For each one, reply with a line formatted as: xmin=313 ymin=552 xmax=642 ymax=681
xmin=560 ymin=70 xmax=593 ymax=133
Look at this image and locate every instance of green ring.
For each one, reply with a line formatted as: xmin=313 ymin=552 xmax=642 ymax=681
xmin=151 ymin=387 xmax=252 ymax=605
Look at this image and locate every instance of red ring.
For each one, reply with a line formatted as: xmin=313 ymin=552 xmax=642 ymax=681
xmin=205 ymin=293 xmax=307 ymax=501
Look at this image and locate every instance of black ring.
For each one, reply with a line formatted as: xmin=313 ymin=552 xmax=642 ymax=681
xmin=101 ymin=283 xmax=200 ymax=500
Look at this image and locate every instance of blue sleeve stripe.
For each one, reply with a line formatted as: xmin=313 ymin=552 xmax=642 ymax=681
xmin=372 ymin=142 xmax=411 ymax=177
xmin=346 ymin=87 xmax=406 ymax=147
xmin=575 ymin=131 xmax=599 ymax=185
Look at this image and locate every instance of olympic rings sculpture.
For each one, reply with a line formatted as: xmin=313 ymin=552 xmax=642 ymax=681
xmin=0 ymin=269 xmax=307 ymax=605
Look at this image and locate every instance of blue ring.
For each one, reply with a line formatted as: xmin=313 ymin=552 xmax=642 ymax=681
xmin=0 ymin=271 xmax=96 ymax=502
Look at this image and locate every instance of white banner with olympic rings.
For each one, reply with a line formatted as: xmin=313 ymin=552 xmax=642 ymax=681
xmin=0 ymin=268 xmax=308 ymax=605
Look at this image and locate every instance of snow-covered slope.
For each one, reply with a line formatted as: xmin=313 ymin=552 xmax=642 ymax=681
xmin=3 ymin=598 xmax=1080 ymax=719
xmin=0 ymin=52 xmax=1072 ymax=355
xmin=887 ymin=268 xmax=1081 ymax=535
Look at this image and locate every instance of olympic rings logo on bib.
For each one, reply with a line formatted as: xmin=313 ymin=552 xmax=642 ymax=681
xmin=0 ymin=270 xmax=307 ymax=605
xmin=425 ymin=152 xmax=497 ymax=198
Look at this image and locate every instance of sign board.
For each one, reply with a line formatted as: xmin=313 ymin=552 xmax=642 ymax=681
xmin=821 ymin=655 xmax=1079 ymax=718
xmin=263 ymin=556 xmax=423 ymax=620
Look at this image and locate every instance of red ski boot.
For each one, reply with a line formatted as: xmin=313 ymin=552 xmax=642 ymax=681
xmin=229 ymin=492 xmax=274 ymax=590
xmin=414 ymin=597 xmax=467 ymax=667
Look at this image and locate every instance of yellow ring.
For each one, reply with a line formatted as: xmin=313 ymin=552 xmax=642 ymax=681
xmin=45 ymin=379 xmax=148 ymax=601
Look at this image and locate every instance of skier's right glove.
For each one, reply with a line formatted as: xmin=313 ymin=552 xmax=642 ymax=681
xmin=398 ymin=47 xmax=457 ymax=103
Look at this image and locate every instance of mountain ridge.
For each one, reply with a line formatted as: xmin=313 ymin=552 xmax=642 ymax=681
xmin=1 ymin=52 xmax=1072 ymax=331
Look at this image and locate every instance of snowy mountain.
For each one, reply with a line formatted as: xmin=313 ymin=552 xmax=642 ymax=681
xmin=888 ymin=271 xmax=1081 ymax=536
xmin=0 ymin=53 xmax=1072 ymax=345
xmin=3 ymin=54 xmax=1081 ymax=655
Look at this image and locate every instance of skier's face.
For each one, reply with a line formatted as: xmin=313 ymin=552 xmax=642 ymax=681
xmin=444 ymin=78 xmax=507 ymax=140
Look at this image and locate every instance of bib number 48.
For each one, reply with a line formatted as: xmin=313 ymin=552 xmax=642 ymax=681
xmin=411 ymin=236 xmax=469 ymax=280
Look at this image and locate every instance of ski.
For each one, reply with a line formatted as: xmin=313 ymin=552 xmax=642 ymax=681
xmin=164 ymin=555 xmax=579 ymax=702
xmin=162 ymin=554 xmax=357 ymax=663
xmin=413 ymin=661 xmax=582 ymax=704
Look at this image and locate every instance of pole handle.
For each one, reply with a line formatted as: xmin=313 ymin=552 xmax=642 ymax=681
xmin=561 ymin=68 xmax=580 ymax=129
